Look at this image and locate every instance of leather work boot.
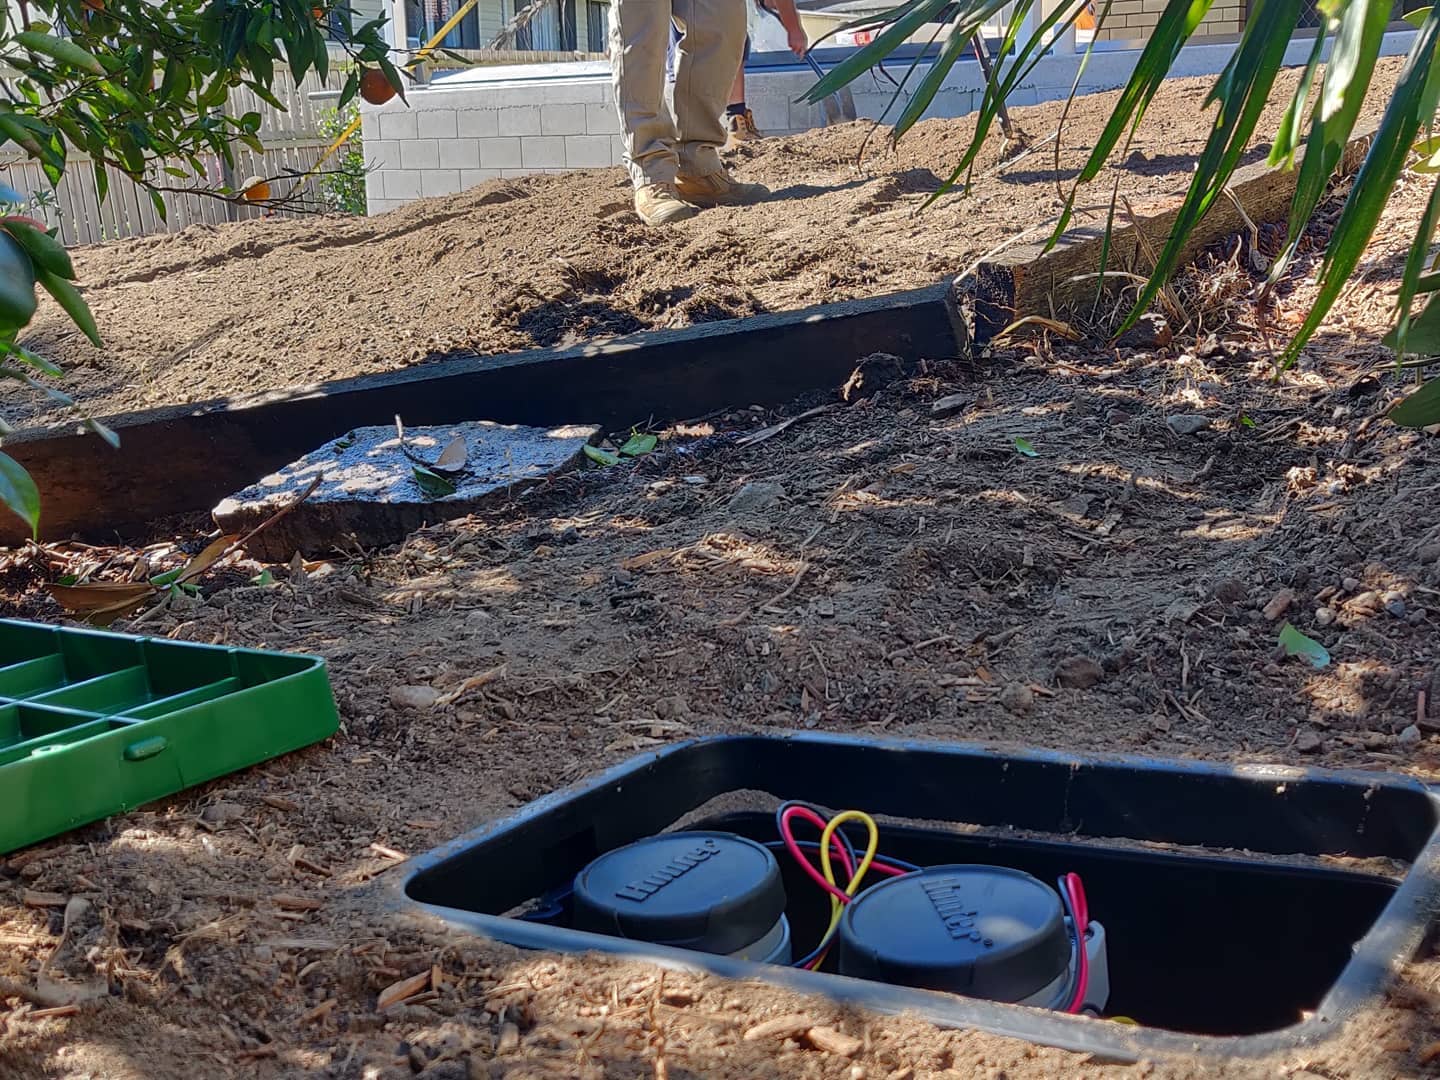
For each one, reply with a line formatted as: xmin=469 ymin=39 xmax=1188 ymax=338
xmin=633 ymin=182 xmax=699 ymax=226
xmin=724 ymin=109 xmax=762 ymax=148
xmin=675 ymin=169 xmax=770 ymax=208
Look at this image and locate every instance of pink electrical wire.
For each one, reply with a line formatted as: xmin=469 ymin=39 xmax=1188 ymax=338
xmin=1064 ymin=872 xmax=1091 ymax=1014
xmin=780 ymin=806 xmax=856 ymax=904
xmin=777 ymin=806 xmax=913 ymax=911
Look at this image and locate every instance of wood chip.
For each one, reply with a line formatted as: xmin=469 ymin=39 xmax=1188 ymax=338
xmin=272 ymin=895 xmax=323 ymax=912
xmin=434 ymin=663 xmax=508 ymax=707
xmin=368 ymin=843 xmax=407 ymax=861
xmin=807 ymin=1026 xmax=863 ymax=1057
xmin=261 ymin=795 xmax=299 ymax=812
xmin=299 ymin=998 xmax=337 ymax=1024
xmin=742 ymin=1014 xmax=813 ymax=1041
xmin=1421 ymin=1041 xmax=1440 ymax=1066
xmin=263 ymin=938 xmax=339 ymax=952
xmin=498 ymin=1021 xmax=521 ymax=1054
xmin=22 ymin=890 xmax=68 ymax=908
xmin=29 ymin=1004 xmax=81 ymax=1020
xmin=377 ymin=970 xmax=431 ymax=1011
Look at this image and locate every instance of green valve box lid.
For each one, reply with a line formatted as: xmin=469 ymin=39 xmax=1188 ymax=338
xmin=0 ymin=618 xmax=339 ymax=854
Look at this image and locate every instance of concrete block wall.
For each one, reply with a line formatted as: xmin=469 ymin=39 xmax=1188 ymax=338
xmin=1096 ymin=0 xmax=1243 ymax=42
xmin=361 ymin=73 xmax=626 ymax=214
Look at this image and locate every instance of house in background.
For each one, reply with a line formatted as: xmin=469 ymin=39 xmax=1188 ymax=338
xmin=388 ymin=0 xmax=610 ymax=55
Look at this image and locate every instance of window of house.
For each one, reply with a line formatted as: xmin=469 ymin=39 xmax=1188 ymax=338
xmin=405 ymin=0 xmax=482 ymax=49
xmin=585 ymin=0 xmax=607 ymax=51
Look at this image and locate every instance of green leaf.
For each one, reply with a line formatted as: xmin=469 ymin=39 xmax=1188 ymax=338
xmin=12 ymin=31 xmax=106 ymax=75
xmin=1013 ymin=436 xmax=1038 ymax=457
xmin=0 ymin=230 xmax=38 ymax=329
xmin=250 ymin=569 xmax=275 ymax=586
xmin=1240 ymin=414 xmax=1256 ymax=428
xmin=37 ymin=270 xmax=101 ymax=347
xmin=1278 ymin=622 xmax=1330 ymax=669
xmin=1 ymin=220 xmax=73 ymax=278
xmin=1282 ymin=7 xmax=1440 ymax=367
xmin=1389 ymin=377 xmax=1440 ymax=427
xmin=412 ymin=464 xmax=456 ymax=498
xmin=618 ymin=432 xmax=658 ymax=457
xmin=1391 ymin=175 xmax=1440 ymax=353
xmin=1405 ymin=6 xmax=1432 ymax=27
xmin=0 ymin=450 xmax=40 ymax=538
xmin=583 ymin=444 xmax=621 ymax=466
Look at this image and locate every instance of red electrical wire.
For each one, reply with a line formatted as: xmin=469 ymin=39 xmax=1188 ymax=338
xmin=1064 ymin=872 xmax=1090 ymax=1014
xmin=779 ymin=806 xmax=855 ymax=904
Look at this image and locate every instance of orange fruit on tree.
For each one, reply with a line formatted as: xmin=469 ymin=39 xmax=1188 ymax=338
xmin=313 ymin=6 xmax=325 ymax=20
xmin=240 ymin=176 xmax=271 ymax=203
xmin=82 ymin=0 xmax=104 ymax=11
xmin=359 ymin=68 xmax=396 ymax=106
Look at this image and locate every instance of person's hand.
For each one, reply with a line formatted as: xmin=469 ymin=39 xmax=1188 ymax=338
xmin=787 ymin=25 xmax=807 ymax=57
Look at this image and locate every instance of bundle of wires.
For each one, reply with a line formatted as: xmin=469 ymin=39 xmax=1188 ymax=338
xmin=766 ymin=800 xmax=919 ymax=971
xmin=770 ymin=800 xmax=1093 ymax=1015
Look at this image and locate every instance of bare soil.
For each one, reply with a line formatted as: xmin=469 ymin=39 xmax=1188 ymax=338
xmin=2 ymin=158 xmax=1440 ymax=1079
xmin=4 ymin=61 xmax=1399 ymax=429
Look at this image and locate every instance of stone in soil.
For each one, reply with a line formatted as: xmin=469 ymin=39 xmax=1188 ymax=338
xmin=213 ymin=422 xmax=599 ymax=561
xmin=1166 ymin=415 xmax=1212 ymax=436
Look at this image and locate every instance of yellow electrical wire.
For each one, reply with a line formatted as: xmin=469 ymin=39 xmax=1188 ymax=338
xmin=810 ymin=810 xmax=880 ymax=968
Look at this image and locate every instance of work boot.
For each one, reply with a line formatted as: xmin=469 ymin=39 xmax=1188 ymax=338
xmin=675 ymin=169 xmax=770 ymax=208
xmin=633 ymin=182 xmax=698 ymax=226
xmin=725 ymin=109 xmax=762 ymax=148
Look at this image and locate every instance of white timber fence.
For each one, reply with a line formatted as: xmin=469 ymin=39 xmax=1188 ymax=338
xmin=0 ymin=67 xmax=348 ymax=247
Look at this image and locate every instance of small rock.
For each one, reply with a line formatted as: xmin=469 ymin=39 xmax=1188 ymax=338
xmin=1342 ymin=576 xmax=1361 ymax=593
xmin=464 ymin=609 xmax=494 ymax=627
xmin=727 ymin=481 xmax=785 ymax=516
xmin=497 ymin=1022 xmax=520 ymax=1055
xmin=1166 ymin=415 xmax=1212 ymax=436
xmin=1382 ymin=591 xmax=1407 ymax=618
xmin=743 ymin=1014 xmax=813 ymax=1042
xmin=660 ymin=988 xmax=697 ymax=1006
xmin=200 ymin=802 xmax=245 ymax=826
xmin=681 ymin=475 xmax=708 ymax=486
xmin=930 ymin=393 xmax=971 ymax=419
xmin=1054 ymin=656 xmax=1104 ymax=690
xmin=1262 ymin=589 xmax=1295 ymax=622
xmin=999 ymin=683 xmax=1034 ymax=715
xmin=1106 ymin=408 xmax=1135 ymax=426
xmin=418 ymin=1063 xmax=467 ymax=1080
xmin=886 ymin=1070 xmax=915 ymax=1080
xmin=611 ymin=567 xmax=633 ymax=586
xmin=1117 ymin=312 xmax=1172 ymax=350
xmin=390 ymin=685 xmax=439 ymax=711
xmin=1295 ymin=730 xmax=1325 ymax=754
xmin=655 ymin=695 xmax=691 ymax=720
xmin=806 ymin=1026 xmax=863 ymax=1058
xmin=1208 ymin=578 xmax=1248 ymax=604
xmin=1398 ymin=724 xmax=1423 ymax=748
xmin=1314 ymin=607 xmax=1336 ymax=627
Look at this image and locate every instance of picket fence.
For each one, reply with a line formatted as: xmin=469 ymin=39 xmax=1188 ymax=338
xmin=0 ymin=68 xmax=347 ymax=247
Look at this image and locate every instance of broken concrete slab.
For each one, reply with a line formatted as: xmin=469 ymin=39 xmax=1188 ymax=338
xmin=213 ymin=421 xmax=598 ymax=561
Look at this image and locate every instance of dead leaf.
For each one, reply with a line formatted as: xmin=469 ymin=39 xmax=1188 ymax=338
xmin=377 ymin=970 xmax=431 ymax=1011
xmin=434 ymin=434 xmax=468 ymax=473
xmin=174 ymin=534 xmax=240 ymax=585
xmin=45 ymin=581 xmax=155 ymax=624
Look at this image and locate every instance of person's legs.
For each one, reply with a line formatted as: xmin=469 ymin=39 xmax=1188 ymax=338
xmin=724 ymin=36 xmax=760 ymax=143
xmin=669 ymin=0 xmax=746 ymax=179
xmin=610 ymin=0 xmax=681 ymax=189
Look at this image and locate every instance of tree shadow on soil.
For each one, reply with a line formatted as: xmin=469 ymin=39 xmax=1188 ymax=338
xmin=764 ymin=178 xmax=870 ymax=204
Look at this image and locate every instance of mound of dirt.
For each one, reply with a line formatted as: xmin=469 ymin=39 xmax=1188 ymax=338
xmin=5 ymin=62 xmax=1399 ymax=429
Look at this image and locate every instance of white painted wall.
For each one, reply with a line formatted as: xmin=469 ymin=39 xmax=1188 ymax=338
xmin=346 ymin=28 xmax=1418 ymax=215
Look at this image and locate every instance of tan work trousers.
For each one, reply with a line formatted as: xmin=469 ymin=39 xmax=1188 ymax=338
xmin=609 ymin=0 xmax=746 ymax=188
